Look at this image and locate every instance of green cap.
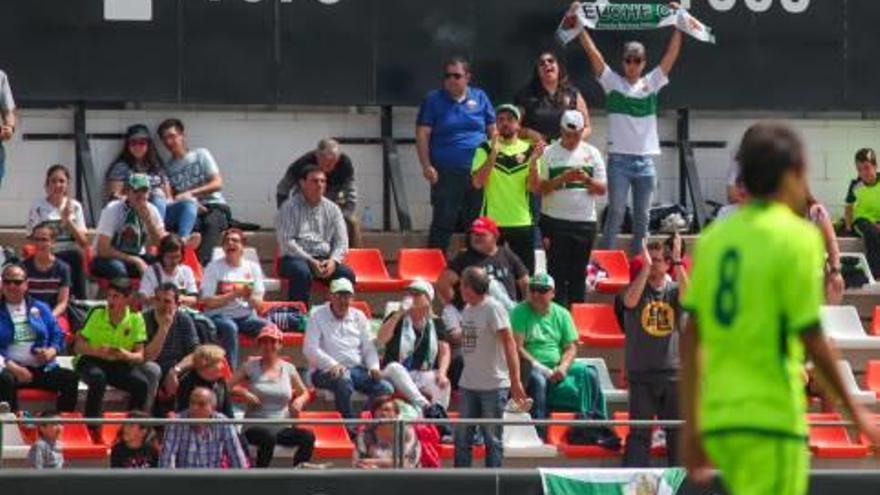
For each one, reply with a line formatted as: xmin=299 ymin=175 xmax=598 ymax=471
xmin=495 ymin=103 xmax=521 ymax=121
xmin=529 ymin=273 xmax=555 ymax=290
xmin=329 ymin=277 xmax=354 ymax=294
xmin=127 ymin=173 xmax=150 ymax=191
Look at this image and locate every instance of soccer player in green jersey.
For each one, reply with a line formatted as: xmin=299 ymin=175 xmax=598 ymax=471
xmin=681 ymin=122 xmax=880 ymax=495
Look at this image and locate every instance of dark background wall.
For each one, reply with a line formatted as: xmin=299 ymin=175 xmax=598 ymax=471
xmin=0 ymin=0 xmax=875 ymax=110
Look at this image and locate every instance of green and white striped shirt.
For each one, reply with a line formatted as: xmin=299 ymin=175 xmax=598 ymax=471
xmin=598 ymin=66 xmax=668 ymax=156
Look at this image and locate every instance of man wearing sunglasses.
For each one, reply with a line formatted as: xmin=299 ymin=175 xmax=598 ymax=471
xmin=417 ymin=56 xmax=497 ymax=253
xmin=511 ymin=273 xmax=606 ymax=437
xmin=576 ymin=6 xmax=684 ymax=256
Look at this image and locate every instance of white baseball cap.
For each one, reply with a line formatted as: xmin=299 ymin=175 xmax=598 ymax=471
xmin=560 ymin=110 xmax=585 ymax=132
xmin=329 ymin=278 xmax=354 ymax=294
xmin=406 ymin=278 xmax=435 ymax=302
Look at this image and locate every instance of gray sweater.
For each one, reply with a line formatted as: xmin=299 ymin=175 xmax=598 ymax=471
xmin=274 ymin=194 xmax=348 ymax=262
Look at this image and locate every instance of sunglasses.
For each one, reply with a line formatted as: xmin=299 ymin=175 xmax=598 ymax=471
xmin=128 ymin=139 xmax=149 ymax=146
xmin=539 ymin=57 xmax=557 ymax=66
xmin=444 ymin=72 xmax=465 ymax=80
xmin=624 ymin=57 xmax=644 ymax=65
xmin=530 ymin=286 xmax=552 ymax=294
xmin=2 ymin=279 xmax=26 ymax=286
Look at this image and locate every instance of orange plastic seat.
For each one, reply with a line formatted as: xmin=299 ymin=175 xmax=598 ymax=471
xmin=613 ymin=411 xmax=665 ymax=457
xmin=298 ymin=411 xmax=355 ymax=458
xmin=397 ymin=249 xmax=446 ymax=284
xmin=17 ymin=388 xmax=57 ymax=402
xmin=55 ymin=413 xmax=109 ymax=459
xmin=101 ymin=412 xmax=128 ymax=447
xmin=808 ymin=412 xmax=869 ymax=458
xmin=865 ymin=361 xmax=880 ymax=399
xmin=590 ymin=250 xmax=630 ymax=294
xmin=237 ymin=300 xmax=309 ymax=347
xmin=545 ymin=412 xmax=620 ymax=458
xmin=571 ymin=303 xmax=625 ymax=348
xmin=345 ymin=249 xmax=408 ymax=292
xmin=871 ymin=306 xmax=880 ymax=336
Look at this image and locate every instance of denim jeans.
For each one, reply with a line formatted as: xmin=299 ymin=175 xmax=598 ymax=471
xmin=454 ymin=387 xmax=508 ymax=468
xmin=90 ymin=255 xmax=151 ymax=279
xmin=428 ymin=167 xmax=482 ymax=253
xmin=0 ymin=143 xmax=5 ymax=188
xmin=149 ymin=194 xmax=168 ymax=220
xmin=278 ymin=256 xmax=356 ymax=304
xmin=164 ymin=199 xmax=199 ymax=239
xmin=311 ymin=365 xmax=394 ymax=435
xmin=599 ymin=153 xmax=656 ymax=255
xmin=210 ymin=312 xmax=268 ymax=368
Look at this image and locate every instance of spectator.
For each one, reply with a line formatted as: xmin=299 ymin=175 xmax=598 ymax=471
xmin=27 ymin=164 xmax=89 ymax=299
xmin=620 ymin=237 xmax=687 ymax=467
xmin=512 ymin=273 xmax=606 ymax=437
xmin=137 ymin=234 xmax=199 ymax=308
xmin=110 ymin=411 xmax=159 ymax=468
xmin=417 ymin=56 xmax=497 ymax=253
xmin=176 ymin=344 xmax=234 ymax=419
xmin=471 ymin=104 xmax=543 ymax=273
xmin=74 ymin=279 xmax=161 ymax=437
xmin=105 ymin=124 xmax=172 ymax=220
xmin=806 ymin=193 xmax=844 ymax=304
xmin=515 ymin=51 xmax=590 ymax=143
xmin=230 ymin=324 xmax=316 ymax=468
xmin=304 ymin=278 xmax=393 ymax=435
xmin=159 ymin=386 xmax=249 ymax=469
xmin=91 ymin=174 xmax=167 ymax=280
xmin=537 ymin=110 xmax=607 ymax=307
xmin=845 ymin=148 xmax=880 ymax=277
xmin=454 ymin=267 xmax=527 ymax=468
xmin=158 ymin=118 xmax=229 ymax=265
xmin=378 ymin=279 xmax=452 ymax=411
xmin=143 ymin=283 xmax=199 ymax=416
xmin=0 ymin=69 xmax=15 ymax=188
xmin=28 ymin=411 xmax=63 ymax=470
xmin=201 ymin=228 xmax=268 ymax=368
xmin=23 ymin=226 xmax=72 ymax=328
xmin=276 ymin=138 xmax=362 ymax=247
xmin=0 ymin=263 xmax=78 ymax=413
xmin=354 ymin=395 xmax=421 ymax=469
xmin=276 ymin=164 xmax=355 ymax=304
xmin=577 ymin=28 xmax=683 ymax=255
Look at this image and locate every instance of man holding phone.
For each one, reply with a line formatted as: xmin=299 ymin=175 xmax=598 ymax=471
xmin=537 ymin=110 xmax=607 ymax=306
xmin=0 ymin=69 xmax=16 ymax=188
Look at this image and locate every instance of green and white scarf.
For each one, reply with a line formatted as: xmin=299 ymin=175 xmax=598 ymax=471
xmin=557 ymin=1 xmax=716 ymax=45
xmin=540 ymin=468 xmax=687 ymax=495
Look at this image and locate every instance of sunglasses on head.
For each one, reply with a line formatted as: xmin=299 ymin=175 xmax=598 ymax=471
xmin=2 ymin=279 xmax=25 ymax=286
xmin=624 ymin=57 xmax=644 ymax=65
xmin=444 ymin=72 xmax=465 ymax=80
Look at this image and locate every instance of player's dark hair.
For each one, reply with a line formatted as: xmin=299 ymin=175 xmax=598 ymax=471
xmin=855 ymin=148 xmax=877 ymax=167
xmin=736 ymin=122 xmax=806 ymax=198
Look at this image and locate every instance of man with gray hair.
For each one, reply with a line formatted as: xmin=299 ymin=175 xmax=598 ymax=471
xmin=454 ymin=266 xmax=528 ymax=468
xmin=276 ymin=138 xmax=361 ymax=246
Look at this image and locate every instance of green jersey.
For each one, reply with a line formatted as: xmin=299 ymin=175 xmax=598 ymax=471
xmin=78 ymin=306 xmax=148 ymax=352
xmin=510 ymin=301 xmax=578 ymax=369
xmin=471 ymin=138 xmax=534 ymax=227
xmin=682 ymin=201 xmax=825 ymax=437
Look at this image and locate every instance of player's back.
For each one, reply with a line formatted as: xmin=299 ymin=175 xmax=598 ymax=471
xmin=684 ymin=201 xmax=824 ymax=438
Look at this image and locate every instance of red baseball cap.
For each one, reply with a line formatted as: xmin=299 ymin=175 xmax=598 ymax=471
xmin=470 ymin=216 xmax=500 ymax=237
xmin=256 ymin=324 xmax=283 ymax=343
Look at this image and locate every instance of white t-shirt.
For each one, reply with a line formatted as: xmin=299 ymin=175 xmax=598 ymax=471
xmin=139 ymin=263 xmax=198 ymax=298
xmin=27 ymin=198 xmax=87 ymax=251
xmin=93 ymin=200 xmax=164 ymax=255
xmin=540 ymin=141 xmax=607 ymax=223
xmin=459 ymin=297 xmax=511 ymax=391
xmin=200 ymin=258 xmax=265 ymax=319
xmin=598 ymin=66 xmax=669 ymax=155
xmin=6 ymin=302 xmax=38 ymax=367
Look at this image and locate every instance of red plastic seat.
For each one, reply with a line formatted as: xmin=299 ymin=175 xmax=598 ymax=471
xmin=865 ymin=361 xmax=880 ymax=399
xmin=57 ymin=413 xmax=109 ymax=459
xmin=298 ymin=411 xmax=355 ymax=458
xmin=351 ymin=300 xmax=373 ymax=319
xmin=545 ymin=412 xmax=620 ymax=458
xmin=238 ymin=300 xmax=309 ymax=347
xmin=101 ymin=412 xmax=128 ymax=447
xmin=613 ymin=411 xmax=665 ymax=457
xmin=397 ymin=249 xmax=446 ymax=284
xmin=871 ymin=307 xmax=880 ymax=336
xmin=808 ymin=412 xmax=869 ymax=458
xmin=571 ymin=303 xmax=625 ymax=348
xmin=590 ymin=250 xmax=630 ymax=294
xmin=17 ymin=388 xmax=57 ymax=402
xmin=345 ymin=249 xmax=408 ymax=292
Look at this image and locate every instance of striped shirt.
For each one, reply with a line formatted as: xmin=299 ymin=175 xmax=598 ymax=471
xmin=274 ymin=193 xmax=348 ymax=262
xmin=23 ymin=257 xmax=70 ymax=309
xmin=598 ymin=65 xmax=669 ymax=156
xmin=158 ymin=411 xmax=248 ymax=468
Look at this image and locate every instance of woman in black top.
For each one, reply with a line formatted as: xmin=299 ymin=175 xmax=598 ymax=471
xmin=515 ymin=52 xmax=590 ymax=143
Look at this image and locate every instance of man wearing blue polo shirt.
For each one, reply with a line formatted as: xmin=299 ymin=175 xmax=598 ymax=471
xmin=416 ymin=57 xmax=496 ymax=253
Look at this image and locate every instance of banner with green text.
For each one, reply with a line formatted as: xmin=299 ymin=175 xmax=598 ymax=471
xmin=540 ymin=468 xmax=687 ymax=495
xmin=556 ymin=2 xmax=716 ymax=45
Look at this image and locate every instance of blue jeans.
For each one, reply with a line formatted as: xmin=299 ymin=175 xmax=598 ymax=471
xmin=149 ymin=194 xmax=167 ymax=220
xmin=0 ymin=143 xmax=5 ymax=188
xmin=164 ymin=200 xmax=199 ymax=238
xmin=428 ymin=167 xmax=482 ymax=253
xmin=454 ymin=387 xmax=508 ymax=468
xmin=278 ymin=256 xmax=356 ymax=304
xmin=526 ymin=367 xmax=549 ymax=436
xmin=210 ymin=312 xmax=268 ymax=368
xmin=311 ymin=365 xmax=393 ymax=433
xmin=90 ymin=255 xmax=150 ymax=279
xmin=599 ymin=153 xmax=656 ymax=255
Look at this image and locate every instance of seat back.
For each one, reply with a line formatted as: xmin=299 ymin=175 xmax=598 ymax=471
xmin=590 ymin=250 xmax=630 ymax=281
xmin=841 ymin=252 xmax=876 ymax=285
xmin=808 ymin=412 xmax=853 ymax=445
xmin=872 ymin=306 xmax=880 ymax=336
xmin=571 ymin=304 xmax=623 ymax=336
xmin=545 ymin=412 xmax=576 ymax=446
xmin=397 ymin=249 xmax=446 ymax=283
xmin=865 ymin=361 xmax=880 ymax=394
xmin=502 ymin=411 xmax=545 ymax=449
xmin=345 ymin=248 xmax=391 ymax=280
xmin=821 ymin=306 xmax=867 ymax=338
xmin=837 ymin=360 xmax=876 ymax=404
xmin=298 ymin=411 xmax=355 ymax=458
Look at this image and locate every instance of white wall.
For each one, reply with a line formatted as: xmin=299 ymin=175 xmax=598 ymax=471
xmin=0 ymin=107 xmax=872 ymax=229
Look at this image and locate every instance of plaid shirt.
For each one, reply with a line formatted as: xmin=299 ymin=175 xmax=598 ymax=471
xmin=158 ymin=411 xmax=249 ymax=469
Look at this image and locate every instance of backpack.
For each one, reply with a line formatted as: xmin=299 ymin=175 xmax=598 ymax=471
xmin=264 ymin=305 xmax=308 ymax=333
xmin=413 ymin=424 xmax=441 ymax=468
xmin=180 ymin=307 xmax=219 ymax=345
xmin=565 ymin=412 xmax=622 ymax=451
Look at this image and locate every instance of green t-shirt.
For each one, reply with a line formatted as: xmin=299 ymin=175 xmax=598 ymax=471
xmin=471 ymin=138 xmax=534 ymax=227
xmin=847 ymin=178 xmax=880 ymax=225
xmin=682 ymin=201 xmax=824 ymax=438
xmin=78 ymin=307 xmax=148 ymax=352
xmin=510 ymin=301 xmax=578 ymax=369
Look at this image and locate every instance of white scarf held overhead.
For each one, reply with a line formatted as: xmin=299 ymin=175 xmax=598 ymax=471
xmin=556 ymin=1 xmax=716 ymax=45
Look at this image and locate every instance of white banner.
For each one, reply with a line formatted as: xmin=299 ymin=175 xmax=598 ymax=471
xmin=557 ymin=1 xmax=716 ymax=45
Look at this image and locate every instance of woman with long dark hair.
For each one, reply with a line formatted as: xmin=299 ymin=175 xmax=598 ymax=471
xmin=105 ymin=124 xmax=170 ymax=218
xmin=515 ymin=51 xmax=590 ymax=143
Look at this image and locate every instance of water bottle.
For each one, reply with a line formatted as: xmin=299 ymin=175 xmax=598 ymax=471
xmin=362 ymin=205 xmax=374 ymax=231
